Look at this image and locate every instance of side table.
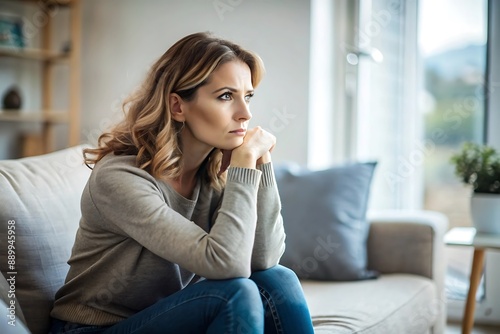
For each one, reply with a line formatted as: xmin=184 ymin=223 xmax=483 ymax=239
xmin=444 ymin=227 xmax=500 ymax=334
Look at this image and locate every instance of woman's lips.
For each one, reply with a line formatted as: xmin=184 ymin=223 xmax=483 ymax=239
xmin=229 ymin=129 xmax=246 ymax=135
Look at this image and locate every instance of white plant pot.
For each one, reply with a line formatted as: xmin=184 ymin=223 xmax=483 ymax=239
xmin=470 ymin=193 xmax=500 ymax=234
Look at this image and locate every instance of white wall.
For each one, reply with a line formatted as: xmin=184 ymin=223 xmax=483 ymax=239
xmin=80 ymin=0 xmax=311 ymax=165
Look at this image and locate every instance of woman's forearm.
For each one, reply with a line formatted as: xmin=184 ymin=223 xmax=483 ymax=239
xmin=251 ymin=162 xmax=286 ymax=270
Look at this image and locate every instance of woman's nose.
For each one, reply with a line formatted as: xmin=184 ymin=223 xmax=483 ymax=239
xmin=235 ymin=99 xmax=252 ymax=121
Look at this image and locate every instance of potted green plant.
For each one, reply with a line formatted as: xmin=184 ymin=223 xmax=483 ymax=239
xmin=450 ymin=142 xmax=500 ymax=234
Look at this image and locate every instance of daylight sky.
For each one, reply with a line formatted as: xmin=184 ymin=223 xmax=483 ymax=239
xmin=418 ymin=0 xmax=488 ymax=56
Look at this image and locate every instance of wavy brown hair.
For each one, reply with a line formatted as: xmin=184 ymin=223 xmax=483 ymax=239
xmin=84 ymin=32 xmax=265 ymax=191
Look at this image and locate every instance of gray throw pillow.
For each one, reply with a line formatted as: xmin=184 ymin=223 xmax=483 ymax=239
xmin=275 ymin=162 xmax=379 ymax=281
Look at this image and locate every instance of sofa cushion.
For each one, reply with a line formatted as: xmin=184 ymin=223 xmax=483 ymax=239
xmin=0 ymin=146 xmax=91 ymax=334
xmin=275 ymin=162 xmax=378 ymax=280
xmin=301 ymin=274 xmax=439 ymax=334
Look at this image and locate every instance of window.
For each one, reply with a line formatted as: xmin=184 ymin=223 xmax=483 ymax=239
xmin=312 ymin=0 xmax=500 ymax=324
xmin=418 ymin=0 xmax=491 ymax=321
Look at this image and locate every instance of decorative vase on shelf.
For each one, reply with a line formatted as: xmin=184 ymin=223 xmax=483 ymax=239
xmin=470 ymin=193 xmax=500 ymax=234
xmin=2 ymin=86 xmax=22 ymax=110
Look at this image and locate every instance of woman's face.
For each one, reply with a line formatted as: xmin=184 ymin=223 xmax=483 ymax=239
xmin=180 ymin=60 xmax=254 ymax=151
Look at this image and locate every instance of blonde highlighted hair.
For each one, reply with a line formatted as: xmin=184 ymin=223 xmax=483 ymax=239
xmin=84 ymin=32 xmax=265 ymax=191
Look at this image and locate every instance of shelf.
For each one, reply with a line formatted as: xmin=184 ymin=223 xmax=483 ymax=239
xmin=0 ymin=110 xmax=69 ymax=123
xmin=0 ymin=47 xmax=69 ymax=62
xmin=10 ymin=0 xmax=72 ymax=6
xmin=0 ymin=0 xmax=81 ymax=156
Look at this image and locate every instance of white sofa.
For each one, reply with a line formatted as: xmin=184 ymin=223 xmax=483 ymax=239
xmin=0 ymin=146 xmax=448 ymax=334
xmin=302 ymin=209 xmax=448 ymax=333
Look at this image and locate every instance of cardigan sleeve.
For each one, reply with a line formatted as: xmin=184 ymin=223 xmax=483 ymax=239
xmin=251 ymin=162 xmax=286 ymax=270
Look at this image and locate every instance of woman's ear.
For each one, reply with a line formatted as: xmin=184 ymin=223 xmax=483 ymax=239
xmin=169 ymin=93 xmax=185 ymax=122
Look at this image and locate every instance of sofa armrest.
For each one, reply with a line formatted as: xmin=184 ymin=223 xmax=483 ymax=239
xmin=366 ymin=210 xmax=448 ymax=279
xmin=366 ymin=210 xmax=449 ymax=334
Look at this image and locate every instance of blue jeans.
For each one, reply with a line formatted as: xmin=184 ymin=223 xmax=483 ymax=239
xmin=49 ymin=265 xmax=314 ymax=334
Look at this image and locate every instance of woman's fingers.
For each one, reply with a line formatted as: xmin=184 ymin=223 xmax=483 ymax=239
xmin=243 ymin=126 xmax=276 ymax=154
xmin=228 ymin=127 xmax=276 ymax=169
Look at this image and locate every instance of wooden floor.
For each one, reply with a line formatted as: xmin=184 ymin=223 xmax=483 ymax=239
xmin=446 ymin=322 xmax=500 ymax=333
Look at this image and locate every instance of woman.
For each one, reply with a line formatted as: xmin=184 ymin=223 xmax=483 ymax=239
xmin=49 ymin=32 xmax=314 ymax=333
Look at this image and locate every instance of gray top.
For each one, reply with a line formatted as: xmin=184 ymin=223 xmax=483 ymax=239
xmin=50 ymin=154 xmax=285 ymax=326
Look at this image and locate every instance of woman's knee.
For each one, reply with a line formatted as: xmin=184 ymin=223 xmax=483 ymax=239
xmin=270 ymin=264 xmax=298 ymax=278
xmin=251 ymin=265 xmax=306 ymax=304
xmin=222 ymin=277 xmax=261 ymax=301
xmin=203 ymin=277 xmax=261 ymax=308
xmin=254 ymin=265 xmax=300 ymax=284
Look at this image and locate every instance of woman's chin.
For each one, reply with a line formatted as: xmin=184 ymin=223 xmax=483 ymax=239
xmin=217 ymin=145 xmax=240 ymax=151
xmin=218 ymin=140 xmax=244 ymax=151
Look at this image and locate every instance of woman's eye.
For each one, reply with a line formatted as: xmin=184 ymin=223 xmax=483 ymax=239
xmin=245 ymin=93 xmax=254 ymax=102
xmin=219 ymin=92 xmax=232 ymax=101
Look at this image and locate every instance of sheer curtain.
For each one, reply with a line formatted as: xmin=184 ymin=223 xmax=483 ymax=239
xmin=355 ymin=0 xmax=421 ymax=211
xmin=308 ymin=0 xmax=421 ymax=210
